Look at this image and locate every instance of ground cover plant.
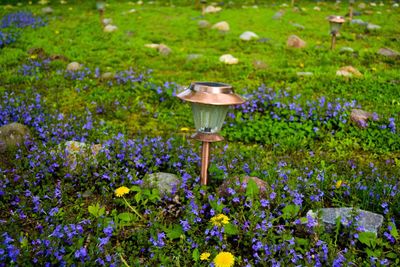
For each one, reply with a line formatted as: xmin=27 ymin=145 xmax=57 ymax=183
xmin=1 ymin=0 xmax=400 ymax=266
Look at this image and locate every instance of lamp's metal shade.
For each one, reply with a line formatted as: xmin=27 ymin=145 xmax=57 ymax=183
xmin=177 ymin=82 xmax=245 ymax=106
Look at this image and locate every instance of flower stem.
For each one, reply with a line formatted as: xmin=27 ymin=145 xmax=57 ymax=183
xmin=122 ymin=197 xmax=145 ymax=220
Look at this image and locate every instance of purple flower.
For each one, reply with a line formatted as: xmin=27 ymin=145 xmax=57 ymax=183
xmin=74 ymin=247 xmax=87 ymax=261
xmin=180 ymin=220 xmax=190 ymax=232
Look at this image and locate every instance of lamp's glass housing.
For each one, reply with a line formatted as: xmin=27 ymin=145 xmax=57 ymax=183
xmin=96 ymin=1 xmax=105 ymax=11
xmin=330 ymin=21 xmax=343 ymax=34
xmin=191 ymin=103 xmax=229 ymax=134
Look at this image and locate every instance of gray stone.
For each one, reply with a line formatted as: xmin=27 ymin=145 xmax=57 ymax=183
xmin=291 ymin=23 xmax=305 ymax=30
xmin=272 ymin=10 xmax=284 ymax=20
xmin=158 ymin=44 xmax=172 ymax=56
xmin=297 ymin=72 xmax=313 ymax=76
xmin=308 ymin=208 xmax=384 ymax=234
xmin=0 ymin=123 xmax=31 ymax=153
xmin=240 ymin=31 xmax=259 ymax=41
xmin=257 ymin=37 xmax=271 ymax=43
xmin=350 ymin=19 xmax=368 ymax=26
xmin=378 ymin=48 xmax=400 ymax=58
xmin=187 ymin=54 xmax=202 ymax=61
xmin=142 ymin=172 xmax=180 ymax=197
xmin=252 ymin=60 xmax=268 ymax=70
xmin=366 ymin=23 xmax=381 ymax=31
xmin=350 ymin=109 xmax=378 ymax=128
xmin=339 ymin=47 xmax=355 ymax=53
xmin=198 ymin=20 xmax=210 ymax=29
xmin=100 ymin=72 xmax=115 ymax=80
xmin=42 ymin=7 xmax=54 ymax=14
xmin=358 ymin=3 xmax=367 ymax=9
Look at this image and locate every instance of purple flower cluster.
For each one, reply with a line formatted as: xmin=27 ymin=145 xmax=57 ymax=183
xmin=0 ymin=30 xmax=17 ymax=48
xmin=19 ymin=59 xmax=51 ymax=78
xmin=232 ymin=85 xmax=355 ymax=125
xmin=1 ymin=12 xmax=46 ymax=29
xmin=0 ymin=12 xmax=46 ymax=48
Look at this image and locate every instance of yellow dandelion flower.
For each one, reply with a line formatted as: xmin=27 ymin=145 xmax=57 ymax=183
xmin=55 ymin=30 xmax=60 ymax=34
xmin=335 ymin=180 xmax=342 ymax=189
xmin=299 ymin=63 xmax=304 ymax=68
xmin=115 ymin=186 xmax=130 ymax=197
xmin=210 ymin=214 xmax=230 ymax=227
xmin=30 ymin=54 xmax=37 ymax=60
xmin=214 ymin=251 xmax=235 ymax=267
xmin=200 ymin=252 xmax=211 ymax=261
xmin=180 ymin=127 xmax=190 ymax=132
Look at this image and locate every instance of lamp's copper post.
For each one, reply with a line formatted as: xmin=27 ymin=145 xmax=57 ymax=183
xmin=349 ymin=6 xmax=353 ymax=21
xmin=200 ymin=141 xmax=210 ymax=185
xmin=99 ymin=9 xmax=104 ymax=26
xmin=331 ymin=34 xmax=337 ymax=50
xmin=192 ymin=132 xmax=223 ymax=185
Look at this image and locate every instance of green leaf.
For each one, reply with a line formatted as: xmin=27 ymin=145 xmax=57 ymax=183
xmin=245 ymin=178 xmax=259 ymax=198
xmin=88 ymin=205 xmax=98 ymax=217
xmin=88 ymin=203 xmax=103 ymax=218
xmin=386 ymin=252 xmax=398 ymax=259
xmin=282 ymin=204 xmax=300 ymax=219
xmin=358 ymin=231 xmax=377 ymax=248
xmin=224 ymin=223 xmax=239 ymax=235
xmin=389 ymin=222 xmax=399 ymax=239
xmin=118 ymin=212 xmax=134 ymax=222
xmin=135 ymin=192 xmax=142 ymax=203
xmin=295 ymin=237 xmax=309 ymax=247
xmin=166 ymin=224 xmax=183 ymax=240
xmin=98 ymin=206 xmax=105 ymax=217
xmin=192 ymin=248 xmax=199 ymax=262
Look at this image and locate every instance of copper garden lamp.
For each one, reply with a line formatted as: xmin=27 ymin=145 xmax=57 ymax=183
xmin=177 ymin=82 xmax=245 ymax=185
xmin=328 ymin=15 xmax=345 ymax=50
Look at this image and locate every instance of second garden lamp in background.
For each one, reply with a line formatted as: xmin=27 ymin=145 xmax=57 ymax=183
xmin=177 ymin=82 xmax=245 ymax=185
xmin=349 ymin=0 xmax=355 ymax=21
xmin=96 ymin=1 xmax=105 ymax=26
xmin=328 ymin=15 xmax=345 ymax=50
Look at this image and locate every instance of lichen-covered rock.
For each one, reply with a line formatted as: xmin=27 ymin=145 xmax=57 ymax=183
xmin=211 ymin=21 xmax=230 ymax=32
xmin=350 ymin=109 xmax=378 ymax=128
xmin=142 ymin=172 xmax=181 ymax=197
xmin=203 ymin=5 xmax=222 ymax=14
xmin=158 ymin=44 xmax=172 ymax=56
xmin=61 ymin=141 xmax=102 ymax=172
xmin=67 ymin=62 xmax=82 ymax=71
xmin=219 ymin=54 xmax=238 ymax=64
xmin=336 ymin=66 xmax=363 ymax=77
xmin=218 ymin=176 xmax=271 ymax=198
xmin=377 ymin=48 xmax=400 ymax=58
xmin=0 ymin=123 xmax=32 ymax=153
xmin=103 ymin=24 xmax=118 ymax=32
xmin=287 ymin=35 xmax=306 ymax=48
